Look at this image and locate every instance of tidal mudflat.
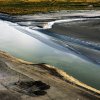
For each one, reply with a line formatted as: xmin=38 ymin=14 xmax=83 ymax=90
xmin=0 ymin=10 xmax=100 ymax=91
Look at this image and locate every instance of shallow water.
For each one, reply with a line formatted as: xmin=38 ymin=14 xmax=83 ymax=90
xmin=0 ymin=13 xmax=100 ymax=90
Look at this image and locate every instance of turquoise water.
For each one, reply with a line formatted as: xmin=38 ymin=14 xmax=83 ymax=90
xmin=0 ymin=20 xmax=100 ymax=90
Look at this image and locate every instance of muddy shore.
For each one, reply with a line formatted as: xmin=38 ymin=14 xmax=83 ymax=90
xmin=0 ymin=11 xmax=100 ymax=99
xmin=0 ymin=50 xmax=100 ymax=100
xmin=47 ymin=18 xmax=100 ymax=43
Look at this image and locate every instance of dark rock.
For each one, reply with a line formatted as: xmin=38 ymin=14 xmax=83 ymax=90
xmin=33 ymin=81 xmax=50 ymax=90
xmin=33 ymin=81 xmax=47 ymax=87
xmin=33 ymin=90 xmax=47 ymax=96
xmin=38 ymin=84 xmax=50 ymax=90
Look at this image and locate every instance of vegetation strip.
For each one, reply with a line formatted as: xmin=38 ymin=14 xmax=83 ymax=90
xmin=0 ymin=1 xmax=100 ymax=15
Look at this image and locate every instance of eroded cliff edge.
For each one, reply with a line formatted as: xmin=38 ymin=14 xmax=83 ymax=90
xmin=0 ymin=50 xmax=100 ymax=100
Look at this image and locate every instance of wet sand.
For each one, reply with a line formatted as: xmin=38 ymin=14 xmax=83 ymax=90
xmin=47 ymin=18 xmax=100 ymax=43
xmin=0 ymin=50 xmax=100 ymax=100
xmin=0 ymin=11 xmax=100 ymax=90
xmin=0 ymin=11 xmax=100 ymax=99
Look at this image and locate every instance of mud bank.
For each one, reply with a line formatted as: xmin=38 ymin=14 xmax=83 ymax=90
xmin=0 ymin=50 xmax=100 ymax=100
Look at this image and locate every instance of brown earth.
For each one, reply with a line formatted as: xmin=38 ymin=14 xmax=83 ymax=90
xmin=0 ymin=50 xmax=100 ymax=100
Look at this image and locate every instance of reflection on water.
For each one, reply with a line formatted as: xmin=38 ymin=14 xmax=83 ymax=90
xmin=0 ymin=20 xmax=100 ymax=90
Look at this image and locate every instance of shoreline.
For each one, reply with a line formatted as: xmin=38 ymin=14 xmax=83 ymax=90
xmin=0 ymin=50 xmax=100 ymax=97
xmin=47 ymin=19 xmax=100 ymax=43
xmin=0 ymin=11 xmax=100 ymax=99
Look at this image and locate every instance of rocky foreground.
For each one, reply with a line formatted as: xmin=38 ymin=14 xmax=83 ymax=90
xmin=0 ymin=50 xmax=100 ymax=100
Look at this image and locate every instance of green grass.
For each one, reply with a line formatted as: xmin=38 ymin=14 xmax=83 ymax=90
xmin=0 ymin=1 xmax=100 ymax=15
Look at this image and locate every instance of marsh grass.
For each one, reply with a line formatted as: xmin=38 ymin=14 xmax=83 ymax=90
xmin=0 ymin=1 xmax=100 ymax=15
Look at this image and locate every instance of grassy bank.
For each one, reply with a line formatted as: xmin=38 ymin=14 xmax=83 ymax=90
xmin=0 ymin=1 xmax=100 ymax=15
